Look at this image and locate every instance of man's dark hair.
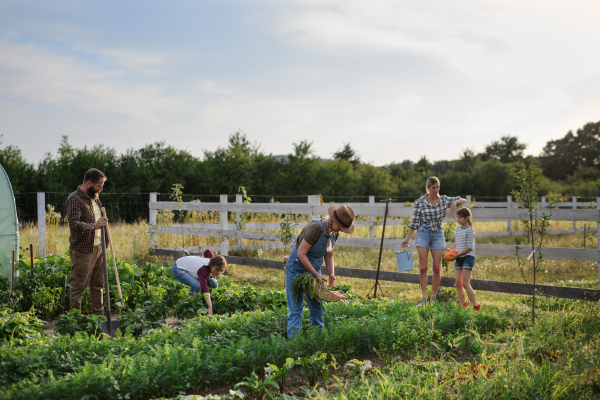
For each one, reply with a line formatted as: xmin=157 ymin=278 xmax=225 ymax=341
xmin=83 ymin=169 xmax=107 ymax=184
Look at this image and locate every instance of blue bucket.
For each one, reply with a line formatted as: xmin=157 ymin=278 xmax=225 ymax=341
xmin=395 ymin=245 xmax=414 ymax=272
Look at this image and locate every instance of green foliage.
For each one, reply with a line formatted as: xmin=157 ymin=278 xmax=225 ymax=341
xmin=0 ymin=309 xmax=45 ymax=346
xmin=53 ymin=309 xmax=104 ymax=337
xmin=265 ymin=357 xmax=297 ymax=394
xmin=297 ymin=351 xmax=336 ymax=387
xmin=234 ymin=372 xmax=278 ymax=400
xmin=276 ymin=206 xmax=298 ymax=252
xmin=541 ymin=120 xmax=600 ymax=181
xmin=291 ymin=273 xmax=316 ymax=303
xmin=512 ymin=165 xmax=556 ymax=325
xmin=173 ymin=294 xmax=208 ymax=320
xmin=117 ymin=308 xmax=161 ymax=337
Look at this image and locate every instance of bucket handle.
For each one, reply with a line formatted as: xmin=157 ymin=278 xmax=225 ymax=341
xmin=396 ymin=245 xmax=411 ymax=253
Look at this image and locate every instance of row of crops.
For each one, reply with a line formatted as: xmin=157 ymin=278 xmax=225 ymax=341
xmin=1 ymin=255 xmax=599 ymax=399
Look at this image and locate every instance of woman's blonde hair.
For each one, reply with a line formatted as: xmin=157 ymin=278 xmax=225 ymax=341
xmin=426 ymin=176 xmax=440 ymax=199
xmin=456 ymin=207 xmax=472 ymax=226
xmin=209 ymin=255 xmax=227 ymax=271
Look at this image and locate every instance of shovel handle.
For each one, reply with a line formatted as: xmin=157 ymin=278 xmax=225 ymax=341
xmin=101 ymin=207 xmax=124 ymax=303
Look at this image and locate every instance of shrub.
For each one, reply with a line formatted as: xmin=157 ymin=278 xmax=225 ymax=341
xmin=54 ymin=309 xmax=104 ymax=336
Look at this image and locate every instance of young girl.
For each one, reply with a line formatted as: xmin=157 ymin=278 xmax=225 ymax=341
xmin=448 ymin=208 xmax=481 ymax=311
xmin=171 ymin=251 xmax=227 ymax=316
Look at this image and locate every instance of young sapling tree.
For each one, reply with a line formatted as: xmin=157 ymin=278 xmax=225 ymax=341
xmin=512 ymin=166 xmax=556 ymax=325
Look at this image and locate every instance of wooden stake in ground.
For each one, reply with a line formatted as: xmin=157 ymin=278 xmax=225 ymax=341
xmin=10 ymin=250 xmax=15 ymax=292
xmin=368 ymin=198 xmax=397 ymax=298
xmin=101 ymin=208 xmax=125 ymax=307
xmin=29 ymin=243 xmax=34 ymax=277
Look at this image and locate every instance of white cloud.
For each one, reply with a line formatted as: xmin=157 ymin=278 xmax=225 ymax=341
xmin=0 ymin=40 xmax=185 ymax=124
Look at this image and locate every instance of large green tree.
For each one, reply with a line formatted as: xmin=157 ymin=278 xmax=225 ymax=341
xmin=540 ymin=120 xmax=600 ymax=181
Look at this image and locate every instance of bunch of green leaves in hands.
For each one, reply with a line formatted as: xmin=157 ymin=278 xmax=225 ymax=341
xmin=291 ymin=273 xmax=316 ymax=303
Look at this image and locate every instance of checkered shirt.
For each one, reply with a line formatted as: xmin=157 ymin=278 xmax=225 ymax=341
xmin=408 ymin=195 xmax=462 ymax=233
xmin=66 ymin=186 xmax=109 ymax=253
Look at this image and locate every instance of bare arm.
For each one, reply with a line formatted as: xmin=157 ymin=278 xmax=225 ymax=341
xmin=450 ymin=197 xmax=467 ymax=213
xmin=204 ymin=294 xmax=213 ymax=316
xmin=297 ymin=240 xmax=327 ymax=284
xmin=324 ymin=251 xmax=335 ymax=287
xmin=400 ymin=227 xmax=416 ymax=247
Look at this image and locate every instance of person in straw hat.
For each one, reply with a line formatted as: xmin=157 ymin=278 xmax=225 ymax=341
xmin=285 ymin=204 xmax=356 ymax=338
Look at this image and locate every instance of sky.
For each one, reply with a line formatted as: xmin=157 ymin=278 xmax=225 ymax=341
xmin=0 ymin=0 xmax=599 ymax=166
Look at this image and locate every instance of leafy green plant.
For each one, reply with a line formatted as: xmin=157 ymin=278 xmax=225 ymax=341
xmin=0 ymin=309 xmax=45 ymax=346
xmin=297 ymin=351 xmax=336 ymax=387
xmin=173 ymin=294 xmax=208 ymax=319
xmin=512 ymin=166 xmax=556 ymax=325
xmin=276 ymin=205 xmax=298 ymax=253
xmin=291 ymin=273 xmax=316 ymax=303
xmin=53 ymin=309 xmax=104 ymax=336
xmin=265 ymin=357 xmax=297 ymax=394
xmin=118 ymin=308 xmax=161 ymax=337
xmin=234 ymin=371 xmax=278 ymax=400
xmin=236 ymin=186 xmax=252 ymax=231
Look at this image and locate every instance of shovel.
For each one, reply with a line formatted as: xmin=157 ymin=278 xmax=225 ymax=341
xmin=101 ymin=208 xmax=125 ymax=307
xmin=101 ymin=227 xmax=120 ymax=338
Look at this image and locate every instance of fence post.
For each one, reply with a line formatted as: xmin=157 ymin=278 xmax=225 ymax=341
xmin=37 ymin=192 xmax=46 ymax=257
xmin=220 ymin=194 xmax=229 ymax=256
xmin=466 ymin=195 xmax=472 ymax=207
xmin=309 ymin=195 xmax=320 ymax=220
xmin=507 ymin=195 xmax=512 ymax=234
xmin=149 ymin=192 xmax=157 ymax=248
xmin=573 ymin=196 xmax=577 ymax=230
xmin=541 ymin=196 xmax=547 ymax=209
xmin=369 ymin=196 xmax=375 ymax=239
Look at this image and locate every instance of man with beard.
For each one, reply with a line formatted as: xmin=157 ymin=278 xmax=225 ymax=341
xmin=65 ymin=168 xmax=110 ymax=314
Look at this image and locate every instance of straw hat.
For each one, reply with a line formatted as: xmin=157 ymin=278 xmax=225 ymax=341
xmin=328 ymin=205 xmax=356 ymax=234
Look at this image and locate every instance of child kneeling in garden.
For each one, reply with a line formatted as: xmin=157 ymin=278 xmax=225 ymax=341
xmin=447 ymin=208 xmax=481 ymax=311
xmin=171 ymin=250 xmax=227 ymax=316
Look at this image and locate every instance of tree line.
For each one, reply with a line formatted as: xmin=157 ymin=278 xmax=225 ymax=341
xmin=1 ymin=119 xmax=599 ymax=198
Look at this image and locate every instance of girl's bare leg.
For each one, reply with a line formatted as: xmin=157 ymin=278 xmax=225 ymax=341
xmin=416 ymin=246 xmax=430 ymax=297
xmin=462 ymin=269 xmax=477 ymax=305
xmin=455 ymin=268 xmax=465 ymax=305
xmin=430 ymin=249 xmax=443 ymax=296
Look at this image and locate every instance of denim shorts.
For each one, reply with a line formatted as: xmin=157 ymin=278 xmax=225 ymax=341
xmin=414 ymin=225 xmax=446 ymax=250
xmin=454 ymin=255 xmax=475 ymax=270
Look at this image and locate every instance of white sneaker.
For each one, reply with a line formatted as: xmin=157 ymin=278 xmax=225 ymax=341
xmin=417 ymin=296 xmax=428 ymax=307
xmin=430 ymin=295 xmax=437 ymax=303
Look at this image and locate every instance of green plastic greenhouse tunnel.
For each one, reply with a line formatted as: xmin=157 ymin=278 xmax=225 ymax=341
xmin=0 ymin=164 xmax=19 ymax=279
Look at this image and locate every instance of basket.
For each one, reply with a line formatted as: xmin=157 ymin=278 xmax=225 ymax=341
xmin=304 ymin=282 xmax=344 ymax=302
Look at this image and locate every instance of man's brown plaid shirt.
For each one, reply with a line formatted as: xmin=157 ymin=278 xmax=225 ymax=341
xmin=66 ymin=186 xmax=109 ymax=253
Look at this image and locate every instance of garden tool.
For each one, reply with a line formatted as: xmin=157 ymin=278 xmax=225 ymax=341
xmin=101 ymin=227 xmax=120 ymax=338
xmin=101 ymin=208 xmax=125 ymax=307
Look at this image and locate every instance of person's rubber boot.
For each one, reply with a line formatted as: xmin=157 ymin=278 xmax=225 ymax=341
xmin=417 ymin=296 xmax=428 ymax=307
xmin=473 ymin=304 xmax=481 ymax=311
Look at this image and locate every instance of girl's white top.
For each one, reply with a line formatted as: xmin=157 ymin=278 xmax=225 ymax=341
xmin=175 ymin=256 xmax=210 ymax=280
xmin=454 ymin=226 xmax=475 ymax=257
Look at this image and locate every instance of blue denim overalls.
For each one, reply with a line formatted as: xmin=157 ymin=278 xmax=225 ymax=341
xmin=285 ymin=219 xmax=336 ymax=338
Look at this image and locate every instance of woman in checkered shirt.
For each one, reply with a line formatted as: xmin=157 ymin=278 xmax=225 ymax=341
xmin=400 ymin=176 xmax=466 ymax=306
